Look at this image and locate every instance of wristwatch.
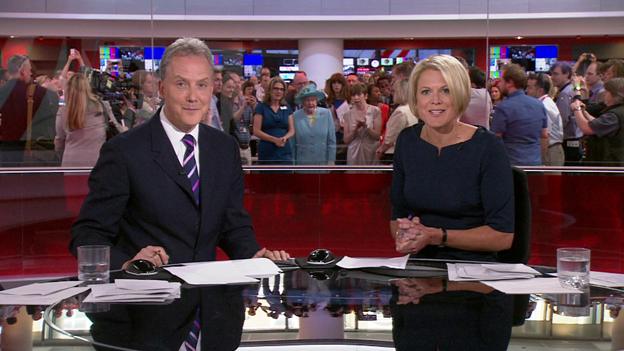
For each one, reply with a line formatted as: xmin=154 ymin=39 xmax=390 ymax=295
xmin=439 ymin=228 xmax=448 ymax=248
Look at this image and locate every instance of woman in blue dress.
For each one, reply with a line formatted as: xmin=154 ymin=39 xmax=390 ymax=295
xmin=253 ymin=77 xmax=295 ymax=164
xmin=291 ymin=84 xmax=336 ymax=166
xmin=391 ymin=55 xmax=514 ymax=262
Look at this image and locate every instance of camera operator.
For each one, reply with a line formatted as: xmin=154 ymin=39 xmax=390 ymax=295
xmin=570 ymin=77 xmax=624 ymax=166
xmin=121 ymin=70 xmax=162 ymax=128
xmin=55 ymin=72 xmax=125 ymax=167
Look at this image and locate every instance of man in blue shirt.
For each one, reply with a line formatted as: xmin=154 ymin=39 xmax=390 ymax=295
xmin=491 ymin=64 xmax=548 ymax=166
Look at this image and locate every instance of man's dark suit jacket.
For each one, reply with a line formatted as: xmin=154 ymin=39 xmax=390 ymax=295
xmin=69 ymin=111 xmax=261 ymax=269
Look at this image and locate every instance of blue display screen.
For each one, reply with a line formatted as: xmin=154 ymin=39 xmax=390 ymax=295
xmin=243 ymin=54 xmax=263 ymax=66
xmin=144 ymin=47 xmax=165 ymax=60
xmin=535 ymin=45 xmax=558 ymax=58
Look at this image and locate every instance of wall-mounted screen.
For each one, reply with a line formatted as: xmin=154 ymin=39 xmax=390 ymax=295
xmin=279 ymin=72 xmax=295 ymax=81
xmin=490 ymin=45 xmax=558 ymax=78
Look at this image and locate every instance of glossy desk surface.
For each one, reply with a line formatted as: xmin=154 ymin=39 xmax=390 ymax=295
xmin=1 ymin=264 xmax=624 ymax=351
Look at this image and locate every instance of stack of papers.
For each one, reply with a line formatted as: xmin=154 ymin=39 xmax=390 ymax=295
xmin=83 ymin=279 xmax=181 ymax=303
xmin=0 ymin=281 xmax=89 ymax=305
xmin=336 ymin=255 xmax=410 ymax=269
xmin=163 ymin=258 xmax=281 ymax=285
xmin=447 ymin=263 xmax=540 ymax=281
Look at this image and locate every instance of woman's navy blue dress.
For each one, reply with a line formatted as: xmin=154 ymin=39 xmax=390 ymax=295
xmin=255 ymin=102 xmax=293 ymax=164
xmin=391 ymin=124 xmax=515 ymax=261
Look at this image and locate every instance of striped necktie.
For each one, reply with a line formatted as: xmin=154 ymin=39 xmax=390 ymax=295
xmin=184 ymin=308 xmax=200 ymax=351
xmin=182 ymin=135 xmax=201 ymax=351
xmin=182 ymin=134 xmax=200 ymax=205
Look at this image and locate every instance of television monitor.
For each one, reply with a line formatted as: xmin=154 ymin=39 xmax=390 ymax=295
xmin=243 ymin=53 xmax=263 ymax=66
xmin=99 ymin=46 xmax=120 ymax=71
xmin=119 ymin=47 xmax=145 ymax=72
xmin=213 ymin=54 xmax=223 ymax=66
xmin=279 ymin=72 xmax=295 ymax=81
xmin=490 ymin=45 xmax=558 ymax=77
xmin=144 ymin=46 xmax=165 ymax=60
xmin=283 ymin=58 xmax=297 ymax=66
xmin=356 ymin=58 xmax=369 ymax=66
xmin=223 ymin=54 xmax=243 ymax=66
xmin=279 ymin=65 xmax=299 ymax=72
xmin=243 ymin=65 xmax=263 ymax=78
xmin=343 ymin=65 xmax=355 ymax=75
xmin=343 ymin=58 xmax=355 ymax=66
xmin=381 ymin=58 xmax=394 ymax=66
xmin=418 ymin=48 xmax=451 ymax=61
xmin=535 ymin=58 xmax=557 ymax=72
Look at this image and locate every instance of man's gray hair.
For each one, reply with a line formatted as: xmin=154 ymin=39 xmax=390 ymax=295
xmin=159 ymin=38 xmax=213 ymax=80
xmin=7 ymin=55 xmax=29 ymax=75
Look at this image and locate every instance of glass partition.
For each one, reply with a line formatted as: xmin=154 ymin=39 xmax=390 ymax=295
xmin=1 ymin=6 xmax=623 ymax=168
xmin=1 ymin=5 xmax=624 ymax=348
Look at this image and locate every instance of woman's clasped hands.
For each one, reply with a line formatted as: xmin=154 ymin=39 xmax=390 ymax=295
xmin=395 ymin=217 xmax=441 ymax=254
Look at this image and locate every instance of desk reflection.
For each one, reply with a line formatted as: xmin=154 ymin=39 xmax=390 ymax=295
xmin=87 ymin=285 xmax=245 ymax=351
xmin=391 ymin=279 xmax=514 ymax=351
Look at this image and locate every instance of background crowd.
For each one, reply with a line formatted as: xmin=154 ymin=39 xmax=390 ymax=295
xmin=1 ymin=49 xmax=623 ymax=168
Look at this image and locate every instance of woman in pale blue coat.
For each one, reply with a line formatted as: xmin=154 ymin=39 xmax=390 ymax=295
xmin=292 ymin=84 xmax=336 ymax=166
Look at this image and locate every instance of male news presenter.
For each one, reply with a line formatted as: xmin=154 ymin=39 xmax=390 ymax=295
xmin=69 ymin=37 xmax=289 ymax=270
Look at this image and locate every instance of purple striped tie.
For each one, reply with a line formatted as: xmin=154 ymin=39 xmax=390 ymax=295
xmin=184 ymin=308 xmax=201 ymax=351
xmin=182 ymin=134 xmax=200 ymax=205
xmin=182 ymin=135 xmax=201 ymax=350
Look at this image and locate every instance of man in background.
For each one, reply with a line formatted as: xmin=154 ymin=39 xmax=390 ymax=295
xmin=491 ymin=64 xmax=548 ymax=166
xmin=526 ymin=73 xmax=564 ymax=166
xmin=0 ymin=55 xmax=58 ymax=166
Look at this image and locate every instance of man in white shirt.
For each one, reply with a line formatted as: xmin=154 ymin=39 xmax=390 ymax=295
xmin=527 ymin=73 xmax=564 ymax=166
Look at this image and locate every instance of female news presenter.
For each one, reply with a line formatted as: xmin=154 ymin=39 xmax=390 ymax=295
xmin=390 ymin=55 xmax=515 ymax=262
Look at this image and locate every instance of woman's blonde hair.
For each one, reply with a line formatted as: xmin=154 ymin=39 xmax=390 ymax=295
xmin=65 ymin=73 xmax=98 ymax=130
xmin=408 ymin=55 xmax=471 ymax=118
xmin=393 ymin=79 xmax=410 ymax=105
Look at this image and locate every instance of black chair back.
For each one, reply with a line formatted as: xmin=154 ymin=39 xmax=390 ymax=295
xmin=498 ymin=167 xmax=532 ymax=264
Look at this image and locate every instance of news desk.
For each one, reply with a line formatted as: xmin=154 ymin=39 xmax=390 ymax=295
xmin=1 ymin=264 xmax=623 ymax=351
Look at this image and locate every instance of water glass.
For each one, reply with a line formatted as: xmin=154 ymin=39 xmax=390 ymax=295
xmin=77 ymin=245 xmax=110 ymax=282
xmin=557 ymin=248 xmax=590 ymax=289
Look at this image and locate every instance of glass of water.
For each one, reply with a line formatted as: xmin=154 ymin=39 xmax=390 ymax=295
xmin=557 ymin=248 xmax=590 ymax=289
xmin=77 ymin=245 xmax=110 ymax=282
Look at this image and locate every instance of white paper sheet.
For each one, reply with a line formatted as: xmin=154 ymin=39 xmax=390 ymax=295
xmin=335 ymin=101 xmax=350 ymax=124
xmin=0 ymin=281 xmax=82 ymax=296
xmin=163 ymin=258 xmax=280 ymax=285
xmin=0 ymin=287 xmax=89 ymax=305
xmin=114 ymin=279 xmax=181 ymax=290
xmin=83 ymin=280 xmax=181 ymax=303
xmin=89 ymin=282 xmax=180 ymax=298
xmin=82 ymin=293 xmax=174 ymax=303
xmin=482 ymin=278 xmax=583 ymax=294
xmin=336 ymin=255 xmax=410 ymax=269
xmin=447 ymin=263 xmax=539 ymax=281
xmin=589 ymin=271 xmax=624 ymax=287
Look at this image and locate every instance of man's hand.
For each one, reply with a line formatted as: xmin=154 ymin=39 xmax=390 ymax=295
xmin=253 ymin=248 xmax=291 ymax=261
xmin=122 ymin=245 xmax=169 ymax=269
